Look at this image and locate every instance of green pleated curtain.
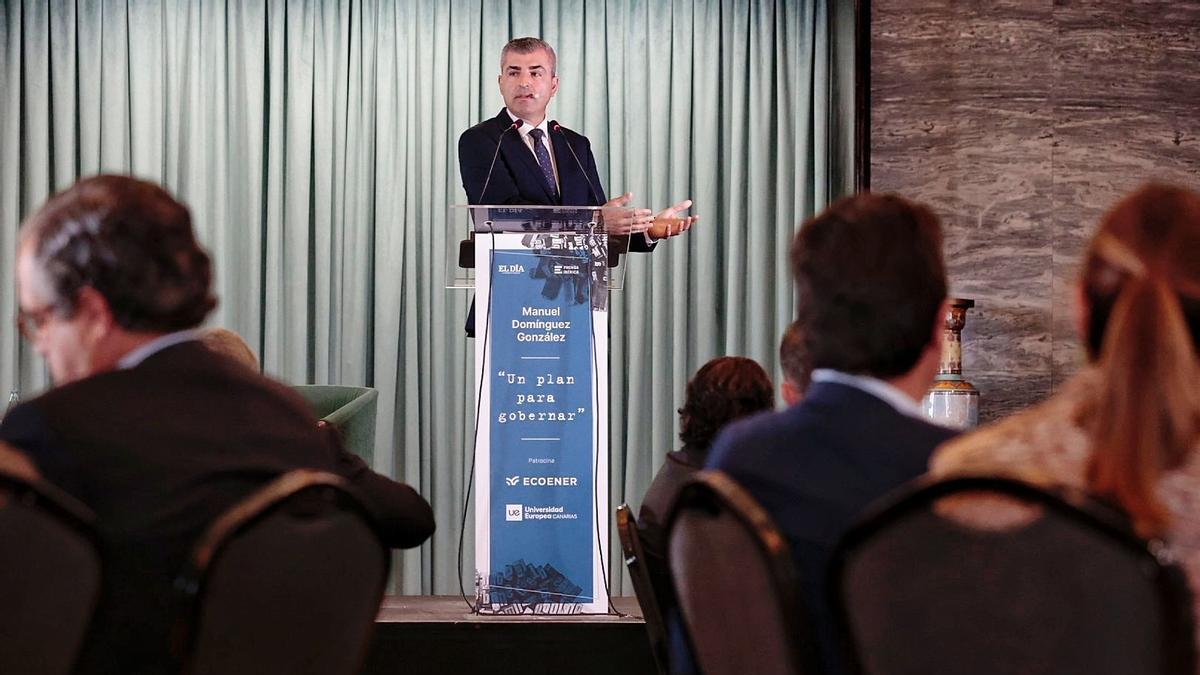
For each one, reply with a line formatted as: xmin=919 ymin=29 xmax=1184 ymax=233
xmin=0 ymin=0 xmax=856 ymax=595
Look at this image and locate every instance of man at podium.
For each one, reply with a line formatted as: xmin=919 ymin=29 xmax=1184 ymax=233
xmin=458 ymin=37 xmax=697 ymax=336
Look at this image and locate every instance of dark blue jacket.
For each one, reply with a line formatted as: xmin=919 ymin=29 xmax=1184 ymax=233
xmin=706 ymin=380 xmax=957 ymax=674
xmin=459 ymin=108 xmax=607 ymax=207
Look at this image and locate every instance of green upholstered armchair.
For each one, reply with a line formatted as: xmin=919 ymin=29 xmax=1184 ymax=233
xmin=291 ymin=386 xmax=379 ymax=466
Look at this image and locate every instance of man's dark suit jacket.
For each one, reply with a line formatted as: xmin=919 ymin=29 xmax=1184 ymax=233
xmin=706 ymin=380 xmax=957 ymax=675
xmin=0 ymin=341 xmax=435 ymax=675
xmin=457 ymin=108 xmax=654 ymax=335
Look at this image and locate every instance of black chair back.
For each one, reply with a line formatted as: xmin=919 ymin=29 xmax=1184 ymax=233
xmin=617 ymin=503 xmax=669 ymax=674
xmin=0 ymin=470 xmax=101 ymax=675
xmin=833 ymin=475 xmax=1196 ymax=675
xmin=667 ymin=470 xmax=815 ymax=675
xmin=175 ymin=470 xmax=389 ymax=675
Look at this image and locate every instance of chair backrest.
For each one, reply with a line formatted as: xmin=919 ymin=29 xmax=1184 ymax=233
xmin=175 ymin=470 xmax=389 ymax=675
xmin=833 ymin=475 xmax=1197 ymax=675
xmin=667 ymin=470 xmax=814 ymax=675
xmin=617 ymin=503 xmax=669 ymax=674
xmin=291 ymin=385 xmax=379 ymax=465
xmin=0 ymin=471 xmax=101 ymax=675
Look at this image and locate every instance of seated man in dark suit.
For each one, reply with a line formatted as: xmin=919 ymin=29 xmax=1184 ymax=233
xmin=706 ymin=193 xmax=957 ymax=675
xmin=1 ymin=175 xmax=435 ymax=675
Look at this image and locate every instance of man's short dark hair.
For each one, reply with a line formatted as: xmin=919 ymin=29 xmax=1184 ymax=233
xmin=21 ymin=175 xmax=217 ymax=332
xmin=779 ymin=320 xmax=809 ymax=392
xmin=790 ymin=193 xmax=946 ymax=379
xmin=678 ymin=356 xmax=774 ymax=450
xmin=500 ymin=37 xmax=557 ymax=75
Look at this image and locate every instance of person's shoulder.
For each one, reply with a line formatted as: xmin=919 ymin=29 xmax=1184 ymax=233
xmin=877 ymin=414 xmax=960 ymax=473
xmin=459 ymin=111 xmax=508 ymax=144
xmin=0 ymin=378 xmax=98 ymax=464
xmin=814 ymin=380 xmax=956 ymax=448
xmin=730 ymin=406 xmax=802 ymax=438
xmin=22 ymin=365 xmax=131 ymax=411
xmin=552 ymin=122 xmax=592 ymax=149
xmin=552 ymin=121 xmax=588 ymax=140
xmin=0 ymin=397 xmax=50 ymax=440
xmin=190 ymin=347 xmax=317 ymax=420
xmin=44 ymin=341 xmax=305 ymax=420
xmin=900 ymin=412 xmax=960 ymax=447
xmin=930 ymin=371 xmax=1095 ymax=481
xmin=706 ymin=407 xmax=803 ymax=469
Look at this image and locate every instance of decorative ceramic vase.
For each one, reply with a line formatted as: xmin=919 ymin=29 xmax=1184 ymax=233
xmin=923 ymin=298 xmax=979 ymax=429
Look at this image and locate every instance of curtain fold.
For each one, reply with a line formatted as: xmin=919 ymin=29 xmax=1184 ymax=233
xmin=0 ymin=0 xmax=854 ymax=595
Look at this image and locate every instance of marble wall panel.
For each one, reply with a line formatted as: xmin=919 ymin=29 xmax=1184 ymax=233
xmin=1049 ymin=107 xmax=1199 ymax=381
xmin=872 ymin=1 xmax=1055 ymax=421
xmin=1049 ymin=2 xmax=1200 ymax=384
xmin=873 ymin=0 xmax=1200 ymax=421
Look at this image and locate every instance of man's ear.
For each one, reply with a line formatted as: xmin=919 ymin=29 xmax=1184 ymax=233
xmin=781 ymin=381 xmax=802 ymax=407
xmin=73 ymin=287 xmax=116 ymax=338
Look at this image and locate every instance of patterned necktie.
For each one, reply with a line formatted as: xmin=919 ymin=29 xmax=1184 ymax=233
xmin=527 ymin=128 xmax=559 ymax=200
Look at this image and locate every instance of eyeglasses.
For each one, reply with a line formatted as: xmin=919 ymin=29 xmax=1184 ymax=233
xmin=16 ymin=303 xmax=61 ymax=341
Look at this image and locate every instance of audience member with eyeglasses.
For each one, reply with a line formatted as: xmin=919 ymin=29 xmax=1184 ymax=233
xmin=0 ymin=175 xmax=435 ymax=675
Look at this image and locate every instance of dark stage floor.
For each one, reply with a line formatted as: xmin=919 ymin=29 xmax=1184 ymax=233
xmin=363 ymin=595 xmax=656 ymax=674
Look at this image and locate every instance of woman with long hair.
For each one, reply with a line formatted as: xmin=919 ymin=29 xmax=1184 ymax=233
xmin=932 ymin=182 xmax=1200 ymax=541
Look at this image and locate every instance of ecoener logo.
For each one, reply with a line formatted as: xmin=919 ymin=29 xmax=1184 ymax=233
xmin=503 ymin=474 xmax=580 ymax=487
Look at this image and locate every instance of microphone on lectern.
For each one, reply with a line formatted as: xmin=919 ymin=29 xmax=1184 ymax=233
xmin=551 ymin=121 xmax=601 ymax=205
xmin=478 ymin=118 xmax=523 ymax=203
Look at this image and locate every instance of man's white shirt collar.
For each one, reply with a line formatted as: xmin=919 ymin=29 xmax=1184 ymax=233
xmin=809 ymin=368 xmax=927 ymax=420
xmin=116 ymin=329 xmax=200 ymax=370
xmin=505 ymin=108 xmax=551 ymax=142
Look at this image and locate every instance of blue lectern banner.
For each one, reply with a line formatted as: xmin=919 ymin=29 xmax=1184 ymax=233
xmin=484 ymin=246 xmax=599 ymax=610
xmin=472 ymin=228 xmax=609 ymax=615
